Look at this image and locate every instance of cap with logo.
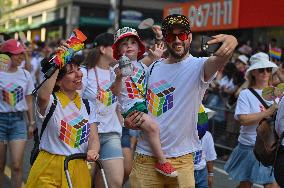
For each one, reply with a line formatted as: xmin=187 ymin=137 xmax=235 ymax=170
xmin=1 ymin=39 xmax=25 ymax=55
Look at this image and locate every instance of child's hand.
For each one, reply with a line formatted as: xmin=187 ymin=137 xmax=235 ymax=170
xmin=114 ymin=67 xmax=123 ymax=79
xmin=148 ymin=43 xmax=166 ymax=61
xmin=87 ymin=149 xmax=100 ymax=162
xmin=152 ymin=25 xmax=162 ymax=40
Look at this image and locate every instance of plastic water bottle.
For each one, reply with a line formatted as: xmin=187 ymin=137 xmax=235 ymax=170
xmin=118 ymin=54 xmax=133 ymax=77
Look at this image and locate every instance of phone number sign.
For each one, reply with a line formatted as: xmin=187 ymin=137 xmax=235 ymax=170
xmin=164 ymin=0 xmax=240 ymax=32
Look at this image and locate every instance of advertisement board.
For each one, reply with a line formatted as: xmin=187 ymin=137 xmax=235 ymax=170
xmin=164 ymin=0 xmax=240 ymax=32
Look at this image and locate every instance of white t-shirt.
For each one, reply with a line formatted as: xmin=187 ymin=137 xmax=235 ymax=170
xmin=30 ymin=56 xmax=43 ymax=84
xmin=136 ymin=55 xmax=213 ymax=157
xmin=235 ymin=89 xmax=273 ymax=146
xmin=194 ymin=131 xmax=217 ymax=170
xmin=218 ymin=75 xmax=236 ymax=92
xmin=0 ymin=68 xmax=34 ymax=112
xmin=81 ymin=67 xmax=121 ymax=134
xmin=275 ymin=97 xmax=284 ymax=146
xmin=38 ymin=94 xmax=93 ymax=155
xmin=112 ymin=61 xmax=148 ymax=114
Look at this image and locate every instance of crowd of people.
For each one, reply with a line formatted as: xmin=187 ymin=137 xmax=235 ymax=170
xmin=0 ymin=13 xmax=284 ymax=188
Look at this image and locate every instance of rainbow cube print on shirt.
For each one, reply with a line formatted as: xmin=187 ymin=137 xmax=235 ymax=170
xmin=97 ymin=80 xmax=117 ymax=106
xmin=125 ymin=67 xmax=146 ymax=99
xmin=147 ymin=80 xmax=175 ymax=117
xmin=2 ymin=83 xmax=23 ymax=106
xmin=59 ymin=112 xmax=90 ymax=148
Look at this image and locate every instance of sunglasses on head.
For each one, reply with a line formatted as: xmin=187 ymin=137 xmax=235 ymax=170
xmin=165 ymin=32 xmax=190 ymax=43
xmin=257 ymin=68 xmax=272 ymax=73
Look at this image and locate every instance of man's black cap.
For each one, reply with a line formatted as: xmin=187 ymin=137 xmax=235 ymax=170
xmin=162 ymin=14 xmax=191 ymax=37
xmin=93 ymin=33 xmax=114 ymax=47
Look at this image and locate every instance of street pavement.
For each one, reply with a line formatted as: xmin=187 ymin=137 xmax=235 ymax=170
xmin=3 ymin=140 xmax=263 ymax=188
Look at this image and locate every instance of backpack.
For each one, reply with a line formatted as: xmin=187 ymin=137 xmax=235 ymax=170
xmin=30 ymin=93 xmax=90 ymax=165
xmin=254 ymin=117 xmax=284 ymax=167
xmin=30 ymin=93 xmax=57 ymax=165
xmin=249 ymin=88 xmax=284 ymax=169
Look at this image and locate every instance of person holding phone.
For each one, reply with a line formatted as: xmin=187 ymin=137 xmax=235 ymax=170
xmin=124 ymin=14 xmax=238 ymax=187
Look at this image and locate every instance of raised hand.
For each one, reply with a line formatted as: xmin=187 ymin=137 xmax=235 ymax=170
xmin=207 ymin=34 xmax=238 ymax=58
xmin=152 ymin=25 xmax=162 ymax=40
xmin=148 ymin=43 xmax=166 ymax=61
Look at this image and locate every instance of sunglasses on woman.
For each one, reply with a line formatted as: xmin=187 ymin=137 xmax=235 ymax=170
xmin=165 ymin=32 xmax=190 ymax=43
xmin=257 ymin=68 xmax=272 ymax=73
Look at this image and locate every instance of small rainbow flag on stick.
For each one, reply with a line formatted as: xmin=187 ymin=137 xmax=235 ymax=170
xmin=54 ymin=29 xmax=87 ymax=69
xmin=269 ymin=47 xmax=282 ymax=60
xmin=0 ymin=54 xmax=11 ymax=72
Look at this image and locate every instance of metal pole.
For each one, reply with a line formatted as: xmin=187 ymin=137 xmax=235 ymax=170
xmin=118 ymin=0 xmax=123 ymax=28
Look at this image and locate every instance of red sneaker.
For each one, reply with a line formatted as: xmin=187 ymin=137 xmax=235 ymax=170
xmin=155 ymin=162 xmax=178 ymax=177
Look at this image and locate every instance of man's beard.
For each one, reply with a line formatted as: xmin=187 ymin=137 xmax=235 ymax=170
xmin=166 ymin=42 xmax=190 ymax=60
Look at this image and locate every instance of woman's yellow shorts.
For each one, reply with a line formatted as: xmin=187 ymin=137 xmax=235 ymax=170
xmin=25 ymin=150 xmax=91 ymax=188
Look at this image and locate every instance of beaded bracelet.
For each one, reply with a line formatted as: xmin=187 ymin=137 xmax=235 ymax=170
xmin=208 ymin=172 xmax=214 ymax=177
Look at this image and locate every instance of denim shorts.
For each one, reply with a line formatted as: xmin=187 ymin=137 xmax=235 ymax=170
xmin=121 ymin=127 xmax=131 ymax=148
xmin=194 ymin=168 xmax=208 ymax=188
xmin=99 ymin=132 xmax=123 ymax=160
xmin=0 ymin=112 xmax=27 ymax=142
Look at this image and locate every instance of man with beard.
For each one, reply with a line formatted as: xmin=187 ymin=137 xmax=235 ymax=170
xmin=125 ymin=14 xmax=238 ymax=187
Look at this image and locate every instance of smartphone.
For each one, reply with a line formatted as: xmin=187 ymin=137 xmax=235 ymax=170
xmin=201 ymin=36 xmax=222 ymax=55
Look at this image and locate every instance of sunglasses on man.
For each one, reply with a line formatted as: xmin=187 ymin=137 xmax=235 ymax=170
xmin=257 ymin=68 xmax=272 ymax=73
xmin=165 ymin=31 xmax=190 ymax=43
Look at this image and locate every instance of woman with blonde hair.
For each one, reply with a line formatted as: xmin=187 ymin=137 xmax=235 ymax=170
xmin=81 ymin=33 xmax=125 ymax=188
xmin=224 ymin=52 xmax=279 ymax=188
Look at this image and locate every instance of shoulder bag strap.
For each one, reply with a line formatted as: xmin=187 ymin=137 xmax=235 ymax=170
xmin=39 ymin=92 xmax=57 ymax=139
xmin=94 ymin=67 xmax=101 ymax=92
xmin=248 ymin=88 xmax=270 ymax=109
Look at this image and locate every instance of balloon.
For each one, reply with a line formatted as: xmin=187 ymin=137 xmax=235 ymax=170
xmin=275 ymin=83 xmax=284 ymax=98
xmin=262 ymin=86 xmax=276 ymax=101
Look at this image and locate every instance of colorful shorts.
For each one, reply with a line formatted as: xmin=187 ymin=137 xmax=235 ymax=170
xmin=122 ymin=101 xmax=148 ymax=118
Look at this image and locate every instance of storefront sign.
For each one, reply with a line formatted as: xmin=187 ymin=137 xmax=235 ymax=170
xmin=121 ymin=10 xmax=143 ymax=24
xmin=164 ymin=0 xmax=240 ymax=32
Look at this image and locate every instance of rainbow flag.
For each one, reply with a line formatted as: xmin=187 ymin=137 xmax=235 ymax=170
xmin=269 ymin=47 xmax=282 ymax=60
xmin=54 ymin=29 xmax=87 ymax=69
xmin=197 ymin=105 xmax=209 ymax=139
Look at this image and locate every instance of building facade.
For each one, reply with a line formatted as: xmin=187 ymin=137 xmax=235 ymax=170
xmin=0 ymin=0 xmax=179 ymax=43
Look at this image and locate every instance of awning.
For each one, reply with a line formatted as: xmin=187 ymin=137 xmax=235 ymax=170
xmin=79 ymin=16 xmax=142 ymax=28
xmin=5 ymin=18 xmax=65 ymax=33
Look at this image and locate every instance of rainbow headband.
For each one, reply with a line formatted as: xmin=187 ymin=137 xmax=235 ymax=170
xmin=54 ymin=29 xmax=87 ymax=69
